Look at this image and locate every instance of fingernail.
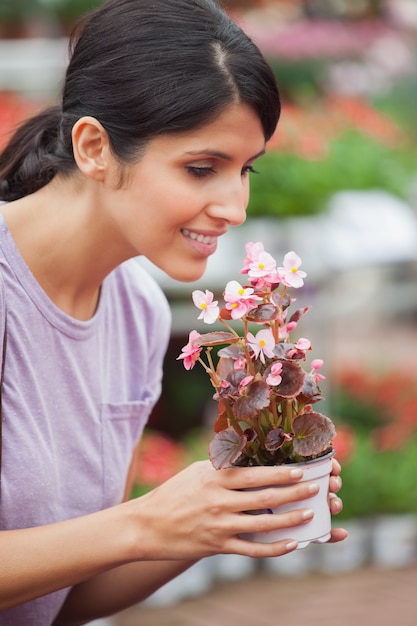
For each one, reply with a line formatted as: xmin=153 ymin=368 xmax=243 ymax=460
xmin=286 ymin=540 xmax=298 ymax=551
xmin=302 ymin=508 xmax=314 ymax=520
xmin=289 ymin=468 xmax=303 ymax=479
xmin=330 ymin=495 xmax=343 ymax=513
xmin=308 ymin=482 xmax=320 ymax=494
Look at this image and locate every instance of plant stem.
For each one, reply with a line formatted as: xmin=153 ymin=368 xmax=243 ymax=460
xmin=219 ymin=318 xmax=240 ymax=337
xmin=282 ymin=398 xmax=294 ymax=433
xmin=270 ymin=397 xmax=280 ymax=428
xmin=243 ymin=319 xmax=256 ymax=376
xmin=198 ymin=350 xmax=220 ymax=388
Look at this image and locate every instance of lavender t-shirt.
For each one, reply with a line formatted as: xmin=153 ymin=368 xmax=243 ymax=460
xmin=0 ymin=214 xmax=171 ymax=624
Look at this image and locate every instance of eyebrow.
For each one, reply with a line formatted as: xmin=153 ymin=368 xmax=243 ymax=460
xmin=184 ymin=149 xmax=266 ymax=161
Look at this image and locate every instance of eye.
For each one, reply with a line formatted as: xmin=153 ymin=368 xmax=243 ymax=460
xmin=242 ymin=165 xmax=259 ymax=176
xmin=187 ymin=166 xmax=216 ymax=179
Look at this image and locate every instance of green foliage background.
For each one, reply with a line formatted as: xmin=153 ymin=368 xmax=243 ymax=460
xmin=248 ymin=130 xmax=416 ymax=218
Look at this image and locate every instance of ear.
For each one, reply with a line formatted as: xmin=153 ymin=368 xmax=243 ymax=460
xmin=71 ymin=116 xmax=113 ymax=182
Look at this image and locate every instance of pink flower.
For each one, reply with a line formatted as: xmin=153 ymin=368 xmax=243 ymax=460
xmin=239 ymin=375 xmax=254 ymax=391
xmin=241 ymin=241 xmax=265 ymax=274
xmin=246 ymin=328 xmax=275 ymax=364
xmin=279 ymin=321 xmax=298 ymax=340
xmin=248 ymin=250 xmax=277 ymax=279
xmin=311 ymin=359 xmax=324 ymax=370
xmin=286 ymin=338 xmax=311 ymax=358
xmin=278 ymin=251 xmax=306 ymax=288
xmin=266 ymin=362 xmax=283 ymax=386
xmin=311 ymin=358 xmax=326 ymax=382
xmin=177 ymin=330 xmax=202 ymax=370
xmin=224 ymin=280 xmax=260 ymax=320
xmin=241 ymin=242 xmax=280 ymax=287
xmin=192 ymin=289 xmax=219 ymax=324
xmin=295 ymin=337 xmax=311 ymax=351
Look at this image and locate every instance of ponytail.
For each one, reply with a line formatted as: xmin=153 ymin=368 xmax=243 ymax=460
xmin=0 ymin=106 xmax=76 ymax=202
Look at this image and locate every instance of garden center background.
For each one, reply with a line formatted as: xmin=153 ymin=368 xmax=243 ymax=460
xmin=1 ymin=1 xmax=417 ymax=624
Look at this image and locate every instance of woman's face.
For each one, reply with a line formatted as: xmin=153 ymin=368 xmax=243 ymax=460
xmin=109 ymin=102 xmax=266 ymax=282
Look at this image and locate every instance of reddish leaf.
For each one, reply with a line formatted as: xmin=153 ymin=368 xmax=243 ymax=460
xmin=215 ymin=363 xmax=247 ymax=400
xmin=288 ymin=306 xmax=310 ymax=324
xmin=264 ymin=428 xmax=287 ymax=452
xmin=298 ymin=372 xmax=324 ymax=404
xmin=233 ymin=380 xmax=270 ymax=420
xmin=273 ymin=343 xmax=292 ymax=358
xmin=213 ymin=399 xmax=229 ymax=433
xmin=271 ymin=291 xmax=291 ymax=310
xmin=209 ymin=428 xmax=247 ymax=469
xmin=194 ymin=331 xmax=238 ymax=347
xmin=217 ymin=345 xmax=245 ymax=361
xmin=292 ymin=412 xmax=336 ymax=457
xmin=246 ymin=304 xmax=280 ymax=322
xmin=275 ymin=361 xmax=305 ymax=398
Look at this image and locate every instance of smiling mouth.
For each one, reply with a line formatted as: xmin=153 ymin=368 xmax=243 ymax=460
xmin=181 ymin=229 xmax=217 ymax=246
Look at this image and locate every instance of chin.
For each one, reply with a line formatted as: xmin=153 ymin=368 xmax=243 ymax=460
xmin=167 ymin=262 xmax=208 ymax=283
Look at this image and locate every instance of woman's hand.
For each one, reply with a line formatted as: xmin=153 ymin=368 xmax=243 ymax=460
xmin=125 ymin=460 xmax=326 ymax=560
xmin=328 ymin=457 xmax=348 ymax=543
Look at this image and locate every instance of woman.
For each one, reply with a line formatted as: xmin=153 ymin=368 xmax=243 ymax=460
xmin=0 ymin=0 xmax=346 ymax=624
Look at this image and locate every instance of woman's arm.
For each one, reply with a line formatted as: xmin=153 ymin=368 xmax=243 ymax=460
xmin=0 ymin=504 xmax=136 ymax=612
xmin=1 ymin=460 xmax=345 ymax=618
xmin=53 ymin=559 xmax=198 ymax=625
xmin=54 ymin=459 xmax=345 ymax=625
xmin=56 ymin=517 xmax=347 ymax=626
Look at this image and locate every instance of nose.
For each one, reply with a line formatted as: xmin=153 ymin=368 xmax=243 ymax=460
xmin=207 ymin=180 xmax=249 ymax=226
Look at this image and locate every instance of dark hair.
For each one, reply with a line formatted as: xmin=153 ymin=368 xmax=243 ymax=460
xmin=0 ymin=0 xmax=280 ymax=201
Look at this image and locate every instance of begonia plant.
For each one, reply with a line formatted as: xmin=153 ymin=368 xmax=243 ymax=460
xmin=178 ymin=242 xmax=336 ymax=470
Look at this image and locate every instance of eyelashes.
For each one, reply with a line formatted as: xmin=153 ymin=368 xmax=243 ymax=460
xmin=187 ymin=166 xmax=216 ymax=178
xmin=244 ymin=165 xmax=259 ymax=175
xmin=187 ymin=165 xmax=260 ymax=179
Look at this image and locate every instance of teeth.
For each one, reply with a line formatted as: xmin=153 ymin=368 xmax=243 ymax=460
xmin=182 ymin=229 xmax=216 ymax=245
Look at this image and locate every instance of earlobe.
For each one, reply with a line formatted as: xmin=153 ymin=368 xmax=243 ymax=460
xmin=71 ymin=116 xmax=111 ymax=181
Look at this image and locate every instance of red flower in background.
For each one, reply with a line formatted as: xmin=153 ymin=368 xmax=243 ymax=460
xmin=267 ymin=95 xmax=404 ymax=160
xmin=0 ymin=92 xmax=44 ymax=150
xmin=332 ymin=424 xmax=356 ymax=464
xmin=332 ymin=368 xmax=417 ymax=453
xmin=131 ymin=430 xmax=187 ymax=489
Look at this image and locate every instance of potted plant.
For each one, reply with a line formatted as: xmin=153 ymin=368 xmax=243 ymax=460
xmin=178 ymin=242 xmax=336 ymax=547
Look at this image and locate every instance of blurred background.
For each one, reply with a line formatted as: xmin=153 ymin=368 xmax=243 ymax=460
xmin=2 ymin=0 xmax=417 ymax=622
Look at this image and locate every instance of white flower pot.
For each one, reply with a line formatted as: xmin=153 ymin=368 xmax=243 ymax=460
xmin=240 ymin=452 xmax=334 ymax=549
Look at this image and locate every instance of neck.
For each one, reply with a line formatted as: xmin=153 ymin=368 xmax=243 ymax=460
xmin=0 ymin=182 xmax=128 ymax=320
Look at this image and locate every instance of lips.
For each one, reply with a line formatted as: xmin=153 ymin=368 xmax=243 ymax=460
xmin=181 ymin=228 xmax=219 ymax=256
